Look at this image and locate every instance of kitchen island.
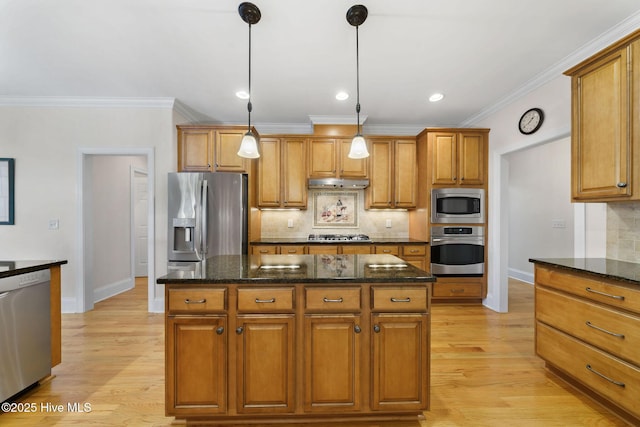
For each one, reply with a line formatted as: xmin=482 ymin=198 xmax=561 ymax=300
xmin=157 ymin=254 xmax=435 ymax=425
xmin=530 ymin=258 xmax=640 ymax=425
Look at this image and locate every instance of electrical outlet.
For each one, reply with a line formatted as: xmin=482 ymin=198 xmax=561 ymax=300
xmin=48 ymin=219 xmax=59 ymax=230
xmin=385 ymin=219 xmax=392 ymax=228
xmin=287 ymin=219 xmax=294 ymax=228
xmin=551 ymin=219 xmax=566 ymax=229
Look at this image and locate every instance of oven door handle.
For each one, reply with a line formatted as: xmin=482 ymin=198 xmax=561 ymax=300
xmin=431 ymin=238 xmax=484 ymax=246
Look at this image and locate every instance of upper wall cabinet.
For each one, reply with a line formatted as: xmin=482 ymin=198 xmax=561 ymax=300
xmin=367 ymin=138 xmax=416 ymax=209
xmin=428 ymin=130 xmax=487 ymax=187
xmin=308 ymin=138 xmax=368 ymax=179
xmin=258 ymin=137 xmax=307 ymax=208
xmin=177 ymin=125 xmax=251 ymax=173
xmin=565 ymin=31 xmax=640 ymax=202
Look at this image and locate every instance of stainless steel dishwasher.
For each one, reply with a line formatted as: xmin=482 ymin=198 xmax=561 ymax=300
xmin=0 ymin=269 xmax=51 ymax=402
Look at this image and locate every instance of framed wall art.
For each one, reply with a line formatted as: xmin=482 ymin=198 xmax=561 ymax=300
xmin=313 ymin=191 xmax=358 ymax=228
xmin=0 ymin=158 xmax=14 ymax=225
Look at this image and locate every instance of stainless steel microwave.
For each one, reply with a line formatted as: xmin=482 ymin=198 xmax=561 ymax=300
xmin=431 ymin=188 xmax=485 ymax=224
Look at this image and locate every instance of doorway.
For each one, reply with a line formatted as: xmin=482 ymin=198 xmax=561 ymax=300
xmin=77 ymin=147 xmax=156 ymax=313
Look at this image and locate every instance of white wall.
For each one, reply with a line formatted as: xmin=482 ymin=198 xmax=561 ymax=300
xmin=506 ymin=137 xmax=573 ymax=283
xmin=0 ymin=103 xmax=179 ymax=312
xmin=87 ymin=155 xmax=147 ymax=302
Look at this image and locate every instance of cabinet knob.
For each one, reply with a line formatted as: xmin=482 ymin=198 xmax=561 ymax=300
xmin=236 ymin=327 xmax=244 ymax=335
xmin=461 ymin=177 xmax=465 ymax=180
xmin=617 ymin=182 xmax=628 ymax=188
xmin=354 ymin=325 xmax=361 ymax=334
xmin=373 ymin=324 xmax=380 ymax=333
xmin=216 ymin=326 xmax=224 ymax=335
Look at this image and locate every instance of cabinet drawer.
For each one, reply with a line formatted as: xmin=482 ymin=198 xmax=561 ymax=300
xmin=536 ymin=286 xmax=640 ymax=366
xmin=237 ymin=288 xmax=295 ymax=312
xmin=536 ymin=266 xmax=640 ymax=315
xmin=432 ymin=283 xmax=482 ymax=298
xmin=374 ymin=245 xmax=399 ymax=255
xmin=305 ymin=287 xmax=361 ymax=312
xmin=168 ymin=288 xmax=226 ymax=314
xmin=536 ymin=322 xmax=640 ymax=419
xmin=280 ymin=245 xmax=305 ymax=255
xmin=371 ymin=287 xmax=428 ymax=312
xmin=252 ymin=245 xmax=278 ymax=255
xmin=402 ymin=245 xmax=426 ymax=257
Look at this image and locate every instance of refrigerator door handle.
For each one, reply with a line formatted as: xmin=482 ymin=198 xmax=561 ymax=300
xmin=193 ymin=178 xmax=201 ymax=261
xmin=201 ymin=179 xmax=209 ymax=256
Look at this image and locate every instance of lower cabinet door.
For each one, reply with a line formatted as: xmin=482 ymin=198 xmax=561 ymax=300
xmin=304 ymin=315 xmax=362 ymax=412
xmin=236 ymin=316 xmax=295 ymax=413
xmin=371 ymin=314 xmax=429 ymax=410
xmin=166 ymin=316 xmax=227 ymax=415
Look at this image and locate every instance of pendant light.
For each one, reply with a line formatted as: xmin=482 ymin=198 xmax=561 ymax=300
xmin=346 ymin=4 xmax=369 ymax=159
xmin=237 ymin=2 xmax=261 ymax=159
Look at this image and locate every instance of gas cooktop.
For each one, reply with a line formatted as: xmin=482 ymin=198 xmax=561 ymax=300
xmin=307 ymin=234 xmax=371 ymax=242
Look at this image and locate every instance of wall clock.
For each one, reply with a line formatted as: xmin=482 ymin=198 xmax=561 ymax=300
xmin=518 ymin=108 xmax=544 ymax=135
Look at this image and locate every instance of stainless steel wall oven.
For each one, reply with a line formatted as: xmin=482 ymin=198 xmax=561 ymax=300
xmin=430 ymin=226 xmax=484 ymax=277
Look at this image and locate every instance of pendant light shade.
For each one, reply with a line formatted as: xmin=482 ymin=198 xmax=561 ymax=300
xmin=237 ymin=2 xmax=261 ymax=159
xmin=238 ymin=131 xmax=260 ymax=158
xmin=347 ymin=4 xmax=369 ymax=159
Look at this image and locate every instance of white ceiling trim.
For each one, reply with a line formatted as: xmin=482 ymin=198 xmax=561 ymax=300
xmin=0 ymin=96 xmax=176 ymax=109
xmin=460 ymin=10 xmax=640 ymax=127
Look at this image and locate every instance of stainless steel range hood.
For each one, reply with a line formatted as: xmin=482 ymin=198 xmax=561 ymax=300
xmin=308 ymin=178 xmax=369 ymax=189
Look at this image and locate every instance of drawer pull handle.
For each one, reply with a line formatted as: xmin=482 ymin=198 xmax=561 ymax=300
xmin=184 ymin=298 xmax=206 ymax=304
xmin=585 ymin=321 xmax=625 ymax=339
xmin=382 ymin=250 xmax=391 ymax=253
xmin=585 ymin=287 xmax=625 ymax=301
xmin=323 ymin=297 xmax=344 ymax=303
xmin=286 ymin=249 xmax=297 ymax=253
xmin=586 ymin=364 xmax=625 ymax=387
xmin=390 ymin=297 xmax=411 ymax=303
xmin=409 ymin=249 xmax=419 ymax=253
xmin=450 ymin=289 xmax=465 ymax=294
xmin=255 ymin=298 xmax=276 ymax=303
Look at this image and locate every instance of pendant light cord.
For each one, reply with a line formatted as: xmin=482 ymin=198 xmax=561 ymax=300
xmin=355 ymin=24 xmax=360 ymax=136
xmin=247 ymin=23 xmax=253 ymax=131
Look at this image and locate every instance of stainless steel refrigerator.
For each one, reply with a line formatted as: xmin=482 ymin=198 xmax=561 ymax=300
xmin=168 ymin=172 xmax=248 ymax=267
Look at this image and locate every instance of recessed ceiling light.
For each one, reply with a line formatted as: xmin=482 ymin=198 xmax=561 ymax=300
xmin=429 ymin=93 xmax=444 ymax=102
xmin=336 ymin=91 xmax=349 ymax=101
xmin=236 ymin=90 xmax=250 ymax=100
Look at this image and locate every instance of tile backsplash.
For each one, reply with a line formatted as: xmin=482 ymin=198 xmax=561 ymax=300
xmin=260 ymin=190 xmax=410 ymax=238
xmin=607 ymin=202 xmax=640 ymax=262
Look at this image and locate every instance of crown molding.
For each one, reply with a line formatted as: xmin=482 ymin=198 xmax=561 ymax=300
xmin=363 ymin=124 xmax=425 ymax=136
xmin=0 ymin=96 xmax=176 ymax=109
xmin=459 ymin=11 xmax=640 ymax=127
xmin=308 ymin=114 xmax=368 ymax=125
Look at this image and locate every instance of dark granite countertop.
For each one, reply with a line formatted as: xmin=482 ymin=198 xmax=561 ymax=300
xmin=252 ymin=238 xmax=429 ymax=245
xmin=158 ymin=254 xmax=435 ymax=284
xmin=529 ymin=258 xmax=640 ymax=285
xmin=0 ymin=260 xmax=68 ymax=279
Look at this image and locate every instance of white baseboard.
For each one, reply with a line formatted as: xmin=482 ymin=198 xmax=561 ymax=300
xmin=62 ymin=297 xmax=78 ymax=313
xmin=508 ymin=267 xmax=534 ymax=284
xmin=93 ymin=277 xmax=134 ymax=303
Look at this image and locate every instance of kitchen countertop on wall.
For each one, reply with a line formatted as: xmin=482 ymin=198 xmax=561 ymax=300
xmin=252 ymin=237 xmax=429 ymax=245
xmin=0 ymin=260 xmax=68 ymax=279
xmin=529 ymin=257 xmax=640 ymax=284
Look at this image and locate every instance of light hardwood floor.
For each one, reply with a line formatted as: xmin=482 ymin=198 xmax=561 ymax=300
xmin=0 ymin=278 xmax=629 ymax=426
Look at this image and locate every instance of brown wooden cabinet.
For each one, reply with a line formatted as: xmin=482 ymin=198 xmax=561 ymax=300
xmin=565 ymin=32 xmax=640 ymax=201
xmin=367 ymin=138 xmax=416 ymax=209
xmin=533 ymin=264 xmax=640 ymax=425
xmin=164 ymin=280 xmax=430 ymax=424
xmin=258 ymin=137 xmax=307 ymax=208
xmin=177 ymin=125 xmax=250 ymax=173
xmin=371 ymin=286 xmax=430 ymax=410
xmin=428 ymin=130 xmax=486 ymax=187
xmin=308 ymin=138 xmax=368 ymax=178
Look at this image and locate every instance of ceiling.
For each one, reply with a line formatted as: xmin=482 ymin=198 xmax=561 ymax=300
xmin=2 ymin=0 xmax=640 ymax=133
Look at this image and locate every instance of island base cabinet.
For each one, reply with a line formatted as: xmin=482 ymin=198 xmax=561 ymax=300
xmin=166 ymin=316 xmax=227 ymax=416
xmin=236 ymin=316 xmax=295 ymax=413
xmin=304 ymin=316 xmax=361 ymax=412
xmin=371 ymin=314 xmax=429 ymax=411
